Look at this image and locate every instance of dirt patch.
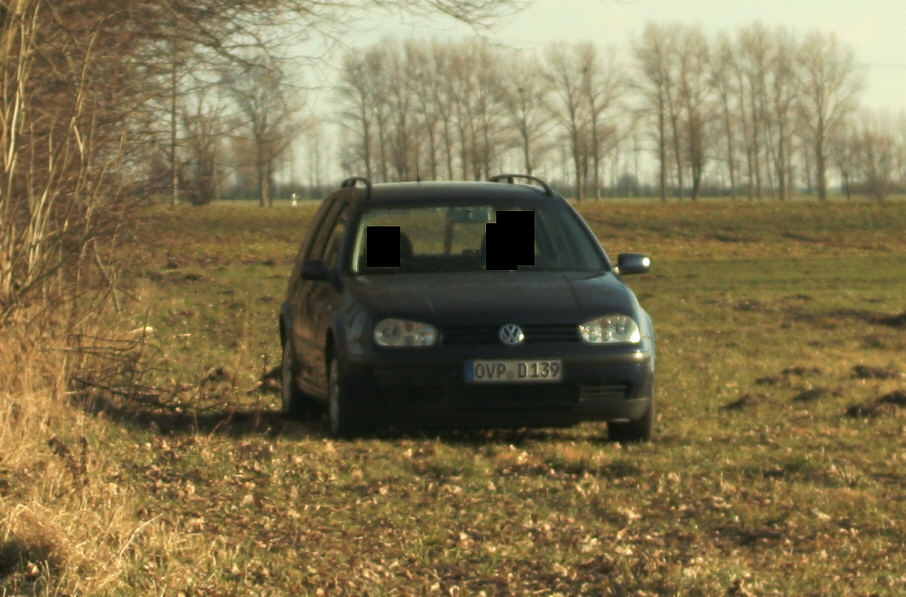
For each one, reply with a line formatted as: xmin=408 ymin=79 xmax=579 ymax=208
xmin=862 ymin=334 xmax=906 ymax=351
xmin=0 ymin=537 xmax=57 ymax=582
xmin=793 ymin=388 xmax=839 ymax=403
xmin=755 ymin=375 xmax=783 ymax=386
xmin=734 ymin=299 xmax=766 ymax=312
xmin=722 ymin=393 xmax=773 ymax=410
xmin=783 ymin=366 xmax=822 ymax=376
xmin=879 ymin=390 xmax=906 ymax=406
xmin=789 ymin=308 xmax=906 ymax=330
xmin=876 ymin=312 xmax=906 ymax=328
xmin=756 ymin=366 xmax=822 ymax=386
xmin=837 ymin=309 xmax=906 ymax=329
xmin=782 ymin=232 xmax=826 ymax=244
xmin=148 ymin=269 xmax=205 ymax=283
xmin=846 ymin=391 xmax=906 ymax=418
xmin=851 ymin=365 xmax=900 ymax=380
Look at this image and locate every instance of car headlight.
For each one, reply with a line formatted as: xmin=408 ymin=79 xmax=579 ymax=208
xmin=373 ymin=318 xmax=438 ymax=347
xmin=578 ymin=315 xmax=641 ymax=344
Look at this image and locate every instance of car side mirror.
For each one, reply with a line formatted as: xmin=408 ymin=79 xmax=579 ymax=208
xmin=616 ymin=253 xmax=651 ymax=275
xmin=300 ymin=259 xmax=329 ymax=281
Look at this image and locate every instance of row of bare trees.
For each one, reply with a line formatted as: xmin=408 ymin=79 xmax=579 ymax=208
xmin=637 ymin=22 xmax=863 ymax=202
xmin=337 ymin=38 xmax=626 ymax=200
xmin=336 ymin=23 xmax=905 ymax=201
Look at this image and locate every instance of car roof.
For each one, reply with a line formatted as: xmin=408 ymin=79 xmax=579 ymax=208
xmin=350 ymin=181 xmax=564 ymax=204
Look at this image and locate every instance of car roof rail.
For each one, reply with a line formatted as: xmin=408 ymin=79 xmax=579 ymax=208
xmin=340 ymin=176 xmax=372 ymax=198
xmin=488 ymin=173 xmax=554 ymax=197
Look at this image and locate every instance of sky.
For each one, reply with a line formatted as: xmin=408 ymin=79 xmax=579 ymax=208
xmin=375 ymin=0 xmax=906 ymax=112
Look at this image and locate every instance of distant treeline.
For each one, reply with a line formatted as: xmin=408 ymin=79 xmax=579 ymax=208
xmin=333 ymin=24 xmax=906 ymax=202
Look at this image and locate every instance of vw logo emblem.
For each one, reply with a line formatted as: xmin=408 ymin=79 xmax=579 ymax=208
xmin=498 ymin=323 xmax=525 ymax=345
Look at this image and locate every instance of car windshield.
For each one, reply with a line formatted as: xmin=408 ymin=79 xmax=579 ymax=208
xmin=349 ymin=202 xmax=608 ymax=274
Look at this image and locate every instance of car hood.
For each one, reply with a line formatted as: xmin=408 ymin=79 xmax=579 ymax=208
xmin=347 ymin=271 xmax=637 ymax=325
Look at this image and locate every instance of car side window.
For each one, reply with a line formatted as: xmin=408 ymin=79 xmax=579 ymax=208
xmin=321 ymin=206 xmax=350 ymax=270
xmin=305 ymin=199 xmax=346 ymax=261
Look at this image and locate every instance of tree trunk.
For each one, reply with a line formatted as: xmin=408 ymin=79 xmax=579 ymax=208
xmin=776 ymin=118 xmax=787 ymax=201
xmin=426 ymin=125 xmax=437 ymax=180
xmin=591 ymin=120 xmax=601 ymax=201
xmin=521 ymin=120 xmax=533 ymax=176
xmin=658 ymin=107 xmax=667 ymax=201
xmin=440 ymin=113 xmax=454 ymax=180
xmin=721 ymin=95 xmax=737 ymax=200
xmin=170 ymin=55 xmax=179 ymax=206
xmin=257 ymin=160 xmax=265 ymax=207
xmin=361 ymin=105 xmax=372 ymax=180
xmin=572 ymin=128 xmax=584 ymax=201
xmin=376 ymin=114 xmax=388 ymax=182
xmin=815 ymin=118 xmax=827 ymax=200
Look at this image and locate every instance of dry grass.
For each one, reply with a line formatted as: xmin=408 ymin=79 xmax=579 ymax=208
xmin=3 ymin=196 xmax=906 ymax=595
xmin=0 ymin=320 xmax=181 ymax=595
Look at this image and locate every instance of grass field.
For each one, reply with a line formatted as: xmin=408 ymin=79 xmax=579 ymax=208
xmin=3 ymin=197 xmax=906 ymax=595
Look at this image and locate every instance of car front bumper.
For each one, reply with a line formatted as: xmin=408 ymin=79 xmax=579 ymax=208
xmin=342 ymin=341 xmax=654 ymax=428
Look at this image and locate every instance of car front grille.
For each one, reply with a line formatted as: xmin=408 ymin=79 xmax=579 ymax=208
xmin=386 ymin=383 xmax=579 ymax=411
xmin=442 ymin=324 xmax=578 ymax=344
xmin=579 ymin=383 xmax=632 ymax=400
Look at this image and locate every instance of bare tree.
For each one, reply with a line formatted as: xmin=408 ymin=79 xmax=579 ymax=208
xmin=894 ymin=111 xmax=906 ymax=188
xmin=364 ymin=45 xmax=393 ymax=182
xmin=449 ymin=46 xmax=476 ymax=180
xmin=635 ymin=23 xmax=714 ymax=200
xmin=579 ymin=43 xmax=627 ymax=200
xmin=633 ymin=23 xmax=672 ymax=201
xmin=407 ymin=40 xmax=440 ymax=180
xmin=764 ymin=27 xmax=799 ymax=201
xmin=386 ymin=44 xmax=414 ymax=180
xmin=830 ymin=119 xmax=857 ymax=200
xmin=498 ymin=53 xmax=553 ymax=176
xmin=545 ymin=44 xmax=590 ymax=200
xmin=798 ymin=30 xmax=863 ymax=200
xmin=223 ymin=55 xmax=301 ymax=206
xmin=675 ymin=26 xmax=711 ymax=200
xmin=855 ymin=111 xmax=897 ymax=201
xmin=471 ymin=41 xmax=506 ymax=179
xmin=181 ymin=93 xmax=228 ymax=204
xmin=306 ymin=120 xmax=327 ymax=196
xmin=710 ymin=34 xmax=739 ymax=199
xmin=432 ymin=42 xmax=458 ymax=179
xmin=736 ymin=23 xmax=772 ymax=199
xmin=337 ymin=50 xmax=375 ymax=179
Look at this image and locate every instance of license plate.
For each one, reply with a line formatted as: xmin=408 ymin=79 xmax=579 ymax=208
xmin=465 ymin=359 xmax=563 ymax=383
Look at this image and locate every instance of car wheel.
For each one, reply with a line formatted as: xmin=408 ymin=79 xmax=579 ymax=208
xmin=282 ymin=337 xmax=314 ymax=419
xmin=327 ymin=356 xmax=362 ymax=438
xmin=608 ymin=392 xmax=654 ymax=443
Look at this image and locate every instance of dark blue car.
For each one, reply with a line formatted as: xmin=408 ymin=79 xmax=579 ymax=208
xmin=280 ymin=175 xmax=655 ymax=440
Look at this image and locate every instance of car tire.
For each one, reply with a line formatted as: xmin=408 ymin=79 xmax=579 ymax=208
xmin=327 ymin=356 xmax=362 ymax=438
xmin=608 ymin=392 xmax=654 ymax=443
xmin=282 ymin=337 xmax=315 ymax=419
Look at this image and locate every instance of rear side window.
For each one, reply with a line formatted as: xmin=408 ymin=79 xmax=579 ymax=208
xmin=321 ymin=207 xmax=350 ymax=270
xmin=306 ymin=200 xmax=347 ymax=261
